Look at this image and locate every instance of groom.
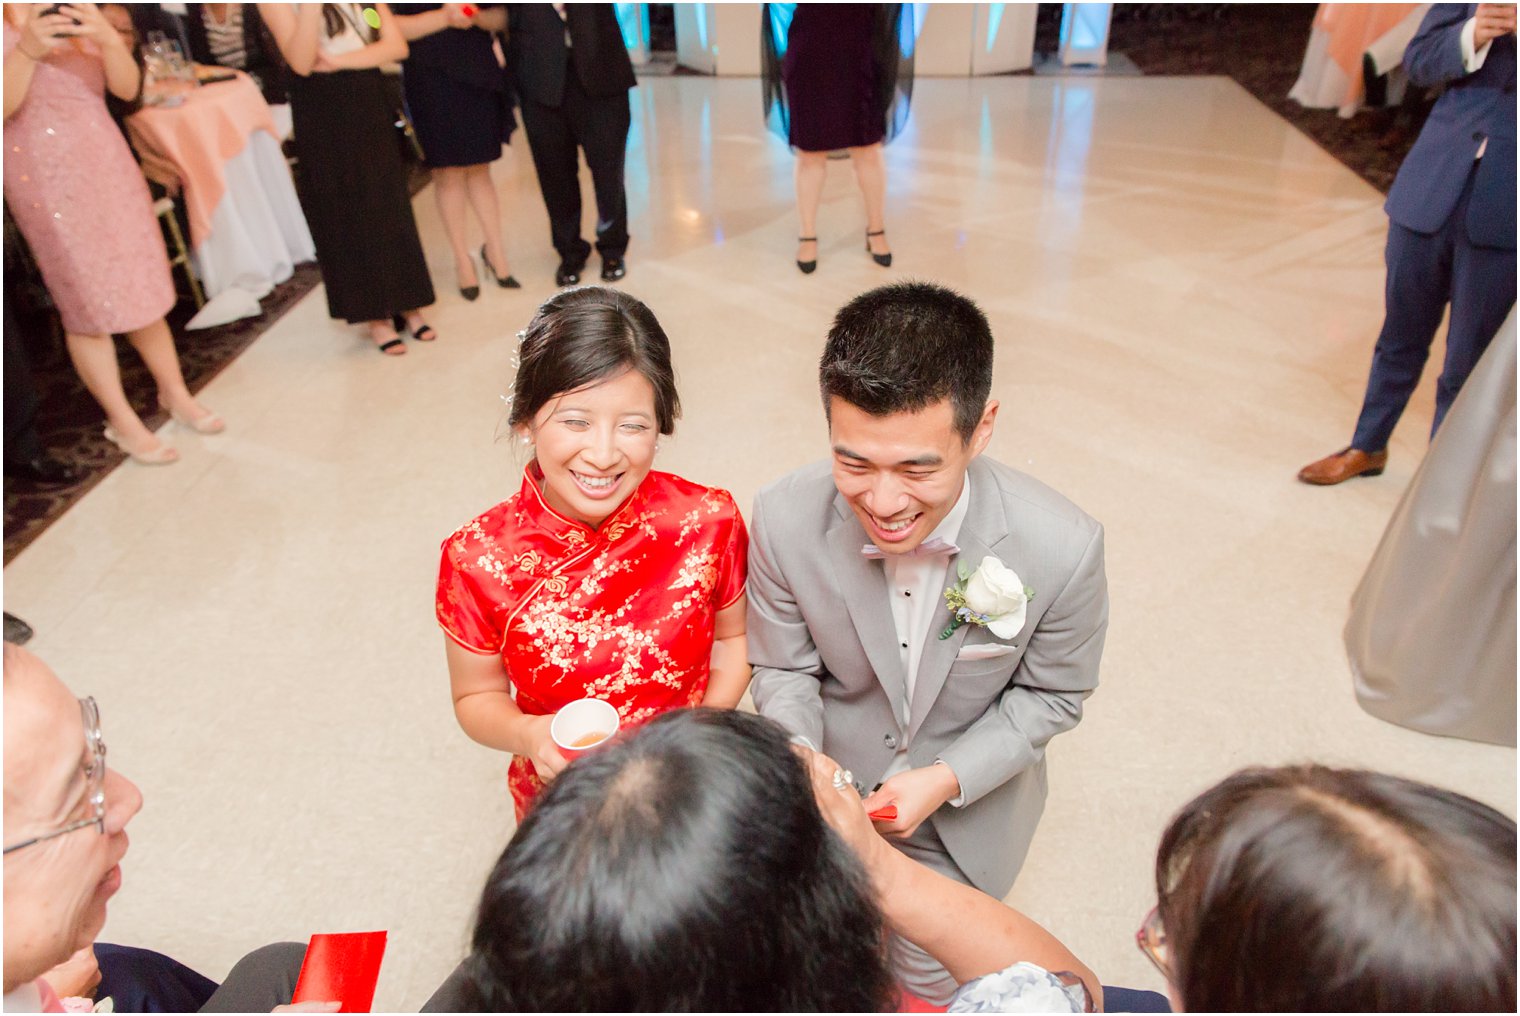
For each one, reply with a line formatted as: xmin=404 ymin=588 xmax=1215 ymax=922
xmin=748 ymin=281 xmax=1108 ymax=1002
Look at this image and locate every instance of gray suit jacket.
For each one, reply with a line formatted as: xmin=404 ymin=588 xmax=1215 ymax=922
xmin=747 ymin=456 xmax=1107 ymax=898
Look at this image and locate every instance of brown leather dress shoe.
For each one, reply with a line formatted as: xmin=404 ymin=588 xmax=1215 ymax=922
xmin=1297 ymin=447 xmax=1388 ymax=485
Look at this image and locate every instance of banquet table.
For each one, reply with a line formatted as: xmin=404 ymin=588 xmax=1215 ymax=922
xmin=127 ymin=72 xmax=315 ymax=318
xmin=1288 ymin=3 xmax=1430 ymax=118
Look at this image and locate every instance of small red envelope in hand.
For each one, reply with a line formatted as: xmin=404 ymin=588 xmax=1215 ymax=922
xmin=868 ymin=804 xmax=898 ymax=822
xmin=291 ymin=931 xmax=387 ymax=1013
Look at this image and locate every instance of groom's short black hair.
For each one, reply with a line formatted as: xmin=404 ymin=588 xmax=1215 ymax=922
xmin=820 ymin=281 xmax=994 ymax=443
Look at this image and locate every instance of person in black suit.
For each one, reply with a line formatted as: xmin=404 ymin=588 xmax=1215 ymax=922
xmin=505 ymin=4 xmax=636 ymax=287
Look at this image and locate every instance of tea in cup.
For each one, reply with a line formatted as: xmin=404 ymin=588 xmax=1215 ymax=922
xmin=551 ymin=698 xmax=620 ymax=758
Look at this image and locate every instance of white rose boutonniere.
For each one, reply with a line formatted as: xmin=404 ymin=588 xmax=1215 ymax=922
xmin=940 ymin=556 xmax=1034 ymax=641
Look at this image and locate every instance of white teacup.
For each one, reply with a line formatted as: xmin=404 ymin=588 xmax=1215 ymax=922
xmin=550 ymin=698 xmax=621 ymax=758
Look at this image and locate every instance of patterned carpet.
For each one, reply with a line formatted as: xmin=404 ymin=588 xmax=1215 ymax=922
xmin=3 ymin=4 xmax=1427 ymax=563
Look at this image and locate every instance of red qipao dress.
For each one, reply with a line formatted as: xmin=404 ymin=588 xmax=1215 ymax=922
xmin=436 ymin=465 xmax=749 ymax=818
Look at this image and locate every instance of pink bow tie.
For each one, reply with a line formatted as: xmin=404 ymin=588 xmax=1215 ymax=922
xmin=861 ymin=537 xmax=960 ymax=560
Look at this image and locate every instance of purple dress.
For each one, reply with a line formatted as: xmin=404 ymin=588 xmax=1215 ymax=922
xmin=782 ymin=4 xmax=887 ymax=152
xmin=3 ymin=26 xmax=174 ymax=335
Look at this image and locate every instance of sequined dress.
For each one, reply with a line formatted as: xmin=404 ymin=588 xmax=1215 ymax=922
xmin=437 ymin=466 xmax=749 ymax=819
xmin=2 ymin=26 xmax=174 ymax=335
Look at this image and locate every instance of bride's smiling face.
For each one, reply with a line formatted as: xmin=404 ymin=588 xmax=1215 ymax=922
xmin=522 ymin=368 xmax=660 ymax=529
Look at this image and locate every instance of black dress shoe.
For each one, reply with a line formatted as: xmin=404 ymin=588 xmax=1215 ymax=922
xmin=460 ymin=284 xmax=480 ymax=301
xmin=600 ymin=256 xmax=626 ymax=282
xmin=5 ymin=453 xmax=82 ymax=486
xmin=555 ymin=260 xmax=583 ymax=287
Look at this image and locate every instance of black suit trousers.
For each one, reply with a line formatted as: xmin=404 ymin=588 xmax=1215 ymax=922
xmin=518 ymin=73 xmax=631 ymax=264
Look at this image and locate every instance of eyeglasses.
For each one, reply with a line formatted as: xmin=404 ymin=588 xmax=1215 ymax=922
xmin=1135 ymin=904 xmax=1171 ymax=980
xmin=3 ymin=697 xmax=107 ymax=855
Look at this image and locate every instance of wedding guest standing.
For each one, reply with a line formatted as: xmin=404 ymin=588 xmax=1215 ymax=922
xmin=183 ymin=4 xmax=287 ymax=104
xmin=436 ymin=287 xmax=750 ymax=820
xmin=761 ymin=4 xmax=911 ymax=273
xmin=2 ymin=2 xmax=223 ymax=466
xmin=1298 ymin=3 xmax=1516 ymax=485
xmin=505 ymin=3 xmax=635 ymax=287
xmin=393 ymin=3 xmax=519 ymax=300
xmin=261 ymin=2 xmax=435 ymax=355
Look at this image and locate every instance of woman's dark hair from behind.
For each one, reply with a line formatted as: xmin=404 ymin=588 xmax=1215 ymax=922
xmin=1157 ymin=765 xmax=1516 ymax=1012
xmin=509 ymin=286 xmax=681 ymax=436
xmin=461 ymin=708 xmax=896 ymax=1011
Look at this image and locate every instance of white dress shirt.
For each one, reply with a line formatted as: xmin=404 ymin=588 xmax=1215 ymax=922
xmin=879 ymin=477 xmax=972 ymax=802
xmin=1460 ymin=16 xmax=1494 ymax=157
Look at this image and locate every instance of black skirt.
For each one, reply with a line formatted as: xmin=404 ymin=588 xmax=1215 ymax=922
xmin=290 ymin=69 xmax=434 ymax=323
xmin=404 ymin=63 xmax=508 ymax=168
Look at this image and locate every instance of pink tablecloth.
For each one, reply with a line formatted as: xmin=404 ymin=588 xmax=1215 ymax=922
xmin=1289 ymin=3 xmax=1426 ymax=116
xmin=126 ymin=73 xmax=277 ymax=246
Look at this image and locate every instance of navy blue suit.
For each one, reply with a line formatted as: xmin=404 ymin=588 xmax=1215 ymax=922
xmin=1352 ymin=4 xmax=1516 ymax=451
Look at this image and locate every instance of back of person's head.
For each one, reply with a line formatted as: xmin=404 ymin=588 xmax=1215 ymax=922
xmin=1157 ymin=765 xmax=1516 ymax=1012
xmin=461 ymin=708 xmax=895 ymax=1011
xmin=508 ymin=285 xmax=681 ymax=435
xmin=820 ymin=281 xmax=994 ymax=442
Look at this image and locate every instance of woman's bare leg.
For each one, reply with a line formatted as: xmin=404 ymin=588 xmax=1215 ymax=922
xmin=465 ymin=163 xmax=512 ymax=279
xmin=433 ymin=166 xmax=476 ymax=291
xmin=848 ymin=143 xmax=889 ymax=257
xmin=794 ymin=150 xmax=828 ymax=264
xmin=125 ymin=318 xmax=220 ymax=429
xmin=65 ymin=331 xmax=168 ymax=453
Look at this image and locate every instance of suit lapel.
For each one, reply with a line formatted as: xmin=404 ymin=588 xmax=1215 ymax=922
xmin=826 ymin=495 xmax=908 ymax=713
xmin=906 ymin=461 xmax=1011 ymax=743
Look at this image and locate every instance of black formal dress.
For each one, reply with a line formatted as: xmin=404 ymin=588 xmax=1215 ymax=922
xmin=394 ymin=4 xmax=513 ymax=168
xmin=761 ymin=3 xmax=912 ymax=151
xmin=289 ymin=58 xmax=434 ymax=321
xmin=505 ymin=3 xmax=635 ymax=264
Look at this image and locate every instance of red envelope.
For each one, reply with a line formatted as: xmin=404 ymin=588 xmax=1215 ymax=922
xmin=291 ymin=931 xmax=387 ymax=1013
xmin=869 ymin=804 xmax=898 ymax=821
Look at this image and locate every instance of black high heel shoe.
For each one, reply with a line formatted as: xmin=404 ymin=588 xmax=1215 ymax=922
xmin=865 ymin=230 xmax=892 ymax=268
xmin=481 ymin=245 xmax=521 ymax=289
xmin=796 ymin=236 xmax=818 ymax=275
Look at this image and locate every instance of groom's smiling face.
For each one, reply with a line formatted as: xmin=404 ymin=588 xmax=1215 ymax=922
xmin=829 ymin=395 xmax=997 ymax=555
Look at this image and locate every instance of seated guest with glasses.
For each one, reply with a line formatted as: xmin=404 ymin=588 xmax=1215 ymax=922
xmin=2 ymin=644 xmax=335 ymax=1014
xmin=1133 ymin=765 xmax=1515 ymax=1013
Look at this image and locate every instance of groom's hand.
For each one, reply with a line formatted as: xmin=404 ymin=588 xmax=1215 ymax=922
xmin=862 ymin=764 xmax=961 ymax=839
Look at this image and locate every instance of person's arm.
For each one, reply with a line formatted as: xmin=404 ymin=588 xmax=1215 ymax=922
xmin=1402 ymin=3 xmax=1503 ymax=88
xmin=444 ymin=637 xmax=568 ymax=781
xmin=392 ymin=3 xmax=461 ymax=41
xmin=259 ymin=2 xmax=322 ymax=76
xmin=315 ymin=1 xmax=407 ymax=70
xmin=700 ymin=596 xmax=750 ymax=708
xmin=745 ymin=490 xmax=828 ymax=749
xmin=808 ymin=750 xmax=1103 ymax=1009
xmin=62 ymin=3 xmax=138 ymax=100
xmin=472 ymin=5 xmax=506 ymax=33
xmin=933 ymin=525 xmax=1108 ymax=809
xmin=3 ymin=7 xmax=78 ymax=119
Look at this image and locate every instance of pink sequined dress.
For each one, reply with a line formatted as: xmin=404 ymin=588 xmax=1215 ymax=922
xmin=2 ymin=26 xmax=174 ymax=335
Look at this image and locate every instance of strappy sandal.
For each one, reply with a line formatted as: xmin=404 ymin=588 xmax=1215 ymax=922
xmin=392 ymin=314 xmax=437 ymax=343
xmin=796 ymin=236 xmax=818 ymax=275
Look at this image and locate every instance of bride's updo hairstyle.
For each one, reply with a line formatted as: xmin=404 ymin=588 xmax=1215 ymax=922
xmin=508 ymin=286 xmax=681 ymax=435
xmin=459 ymin=709 xmax=896 ymax=1011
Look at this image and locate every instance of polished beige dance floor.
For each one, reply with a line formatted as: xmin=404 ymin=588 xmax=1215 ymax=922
xmin=6 ymin=75 xmax=1515 ymax=1009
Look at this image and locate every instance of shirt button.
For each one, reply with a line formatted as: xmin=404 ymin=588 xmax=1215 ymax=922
xmin=900 ymin=641 xmax=907 ymax=649
xmin=903 ymin=590 xmax=911 ymax=597
xmin=884 ymin=733 xmax=898 ymax=749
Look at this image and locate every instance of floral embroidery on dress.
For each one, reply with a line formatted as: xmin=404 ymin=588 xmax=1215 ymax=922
xmin=437 ymin=468 xmax=749 ymax=822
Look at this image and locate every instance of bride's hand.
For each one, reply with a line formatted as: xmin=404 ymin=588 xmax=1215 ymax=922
xmin=519 ymin=714 xmax=569 ymax=782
